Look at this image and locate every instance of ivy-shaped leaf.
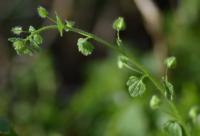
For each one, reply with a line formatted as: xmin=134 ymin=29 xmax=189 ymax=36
xmin=164 ymin=120 xmax=183 ymax=136
xmin=77 ymin=38 xmax=95 ymax=56
xmin=56 ymin=13 xmax=65 ymax=37
xmin=126 ymin=76 xmax=146 ymax=97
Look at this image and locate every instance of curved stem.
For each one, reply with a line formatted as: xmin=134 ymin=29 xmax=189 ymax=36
xmin=31 ymin=24 xmax=191 ymax=136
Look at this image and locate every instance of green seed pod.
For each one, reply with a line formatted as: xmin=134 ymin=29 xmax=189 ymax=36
xmin=150 ymin=95 xmax=161 ymax=109
xmin=165 ymin=56 xmax=176 ymax=69
xmin=113 ymin=17 xmax=126 ymax=31
xmin=37 ymin=6 xmax=49 ymax=18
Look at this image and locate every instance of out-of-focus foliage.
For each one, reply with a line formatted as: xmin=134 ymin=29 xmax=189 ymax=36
xmin=0 ymin=0 xmax=200 ymax=135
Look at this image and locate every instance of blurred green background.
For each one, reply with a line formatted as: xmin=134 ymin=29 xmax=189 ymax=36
xmin=0 ymin=0 xmax=200 ymax=135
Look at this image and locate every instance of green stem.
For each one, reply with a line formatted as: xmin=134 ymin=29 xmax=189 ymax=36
xmin=123 ymin=63 xmax=143 ymax=74
xmin=31 ymin=24 xmax=191 ymax=136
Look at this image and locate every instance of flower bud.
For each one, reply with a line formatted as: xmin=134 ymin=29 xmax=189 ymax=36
xmin=150 ymin=95 xmax=161 ymax=109
xmin=37 ymin=6 xmax=49 ymax=18
xmin=113 ymin=17 xmax=126 ymax=31
xmin=165 ymin=56 xmax=176 ymax=69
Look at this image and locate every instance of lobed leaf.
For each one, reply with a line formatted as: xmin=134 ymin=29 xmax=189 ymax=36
xmin=77 ymin=38 xmax=95 ymax=56
xmin=126 ymin=76 xmax=146 ymax=97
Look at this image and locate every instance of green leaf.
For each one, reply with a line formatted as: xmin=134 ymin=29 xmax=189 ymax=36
xmin=56 ymin=13 xmax=65 ymax=37
xmin=165 ymin=56 xmax=176 ymax=69
xmin=65 ymin=20 xmax=75 ymax=31
xmin=164 ymin=121 xmax=183 ymax=136
xmin=29 ymin=26 xmax=36 ymax=33
xmin=113 ymin=17 xmax=126 ymax=31
xmin=163 ymin=78 xmax=174 ymax=100
xmin=33 ymin=34 xmax=43 ymax=45
xmin=12 ymin=39 xmax=33 ymax=56
xmin=126 ymin=76 xmax=146 ymax=97
xmin=150 ymin=95 xmax=161 ymax=110
xmin=77 ymin=38 xmax=95 ymax=56
xmin=0 ymin=118 xmax=17 ymax=136
xmin=37 ymin=6 xmax=49 ymax=18
xmin=8 ymin=38 xmax=21 ymax=43
xmin=13 ymin=40 xmax=26 ymax=51
xmin=11 ymin=26 xmax=23 ymax=35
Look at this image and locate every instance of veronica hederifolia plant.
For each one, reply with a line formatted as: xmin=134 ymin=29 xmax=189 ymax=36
xmin=8 ymin=6 xmax=197 ymax=136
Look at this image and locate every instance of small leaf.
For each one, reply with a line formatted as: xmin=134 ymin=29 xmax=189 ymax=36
xmin=163 ymin=78 xmax=174 ymax=100
xmin=150 ymin=95 xmax=161 ymax=110
xmin=164 ymin=121 xmax=183 ymax=136
xmin=13 ymin=40 xmax=26 ymax=51
xmin=126 ymin=76 xmax=146 ymax=97
xmin=12 ymin=40 xmax=33 ymax=56
xmin=65 ymin=20 xmax=75 ymax=31
xmin=11 ymin=26 xmax=23 ymax=35
xmin=165 ymin=56 xmax=176 ymax=69
xmin=33 ymin=34 xmax=43 ymax=45
xmin=113 ymin=17 xmax=126 ymax=31
xmin=8 ymin=38 xmax=21 ymax=43
xmin=29 ymin=26 xmax=36 ymax=33
xmin=77 ymin=38 xmax=95 ymax=56
xmin=37 ymin=6 xmax=48 ymax=18
xmin=56 ymin=13 xmax=65 ymax=37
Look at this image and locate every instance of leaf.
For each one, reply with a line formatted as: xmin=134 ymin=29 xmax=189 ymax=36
xmin=56 ymin=13 xmax=65 ymax=37
xmin=29 ymin=26 xmax=36 ymax=33
xmin=113 ymin=17 xmax=126 ymax=31
xmin=8 ymin=38 xmax=21 ymax=43
xmin=77 ymin=38 xmax=95 ymax=56
xmin=33 ymin=34 xmax=43 ymax=45
xmin=37 ymin=6 xmax=48 ymax=18
xmin=163 ymin=78 xmax=174 ymax=100
xmin=126 ymin=76 xmax=146 ymax=97
xmin=11 ymin=26 xmax=23 ymax=35
xmin=165 ymin=56 xmax=176 ymax=69
xmin=65 ymin=20 xmax=75 ymax=31
xmin=164 ymin=121 xmax=183 ymax=136
xmin=0 ymin=118 xmax=17 ymax=136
